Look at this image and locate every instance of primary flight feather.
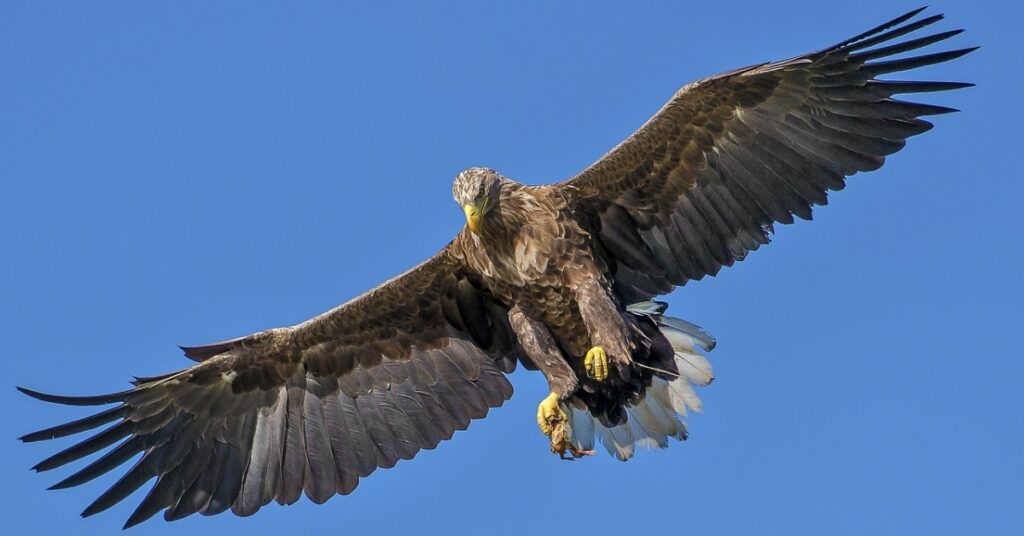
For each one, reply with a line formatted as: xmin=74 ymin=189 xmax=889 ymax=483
xmin=20 ymin=8 xmax=974 ymax=528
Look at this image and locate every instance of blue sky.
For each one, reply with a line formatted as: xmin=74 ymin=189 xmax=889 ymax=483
xmin=2 ymin=1 xmax=1020 ymax=534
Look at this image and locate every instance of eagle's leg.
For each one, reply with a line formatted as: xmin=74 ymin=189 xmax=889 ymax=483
xmin=507 ymin=305 xmax=578 ymax=439
xmin=573 ymin=276 xmax=633 ymax=380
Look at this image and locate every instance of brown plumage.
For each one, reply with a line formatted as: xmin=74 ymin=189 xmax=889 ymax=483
xmin=20 ymin=8 xmax=973 ymax=528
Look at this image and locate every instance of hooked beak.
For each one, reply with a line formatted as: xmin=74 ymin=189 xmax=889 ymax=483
xmin=463 ymin=202 xmax=483 ymax=234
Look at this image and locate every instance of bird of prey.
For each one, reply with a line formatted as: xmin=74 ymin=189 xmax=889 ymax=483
xmin=20 ymin=8 xmax=973 ymax=528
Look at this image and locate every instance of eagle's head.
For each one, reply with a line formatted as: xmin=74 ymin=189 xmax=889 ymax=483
xmin=452 ymin=167 xmax=504 ymax=235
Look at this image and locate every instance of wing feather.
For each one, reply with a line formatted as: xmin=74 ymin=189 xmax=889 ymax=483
xmin=19 ymin=246 xmax=518 ymax=526
xmin=561 ymin=8 xmax=973 ymax=298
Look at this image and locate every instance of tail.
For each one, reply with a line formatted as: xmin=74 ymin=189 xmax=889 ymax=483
xmin=565 ymin=301 xmax=716 ymax=461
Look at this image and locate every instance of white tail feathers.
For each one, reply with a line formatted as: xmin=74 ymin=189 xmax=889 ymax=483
xmin=657 ymin=315 xmax=717 ymax=352
xmin=564 ymin=309 xmax=715 ymax=461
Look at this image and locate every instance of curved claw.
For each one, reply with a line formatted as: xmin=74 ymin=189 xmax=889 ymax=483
xmin=585 ymin=346 xmax=608 ymax=382
xmin=536 ymin=392 xmax=566 ymax=436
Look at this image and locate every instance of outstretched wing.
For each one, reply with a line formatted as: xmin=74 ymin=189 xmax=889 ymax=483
xmin=559 ymin=8 xmax=974 ymax=301
xmin=19 ymin=245 xmax=519 ymax=528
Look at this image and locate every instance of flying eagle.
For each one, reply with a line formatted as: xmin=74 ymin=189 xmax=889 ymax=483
xmin=20 ymin=8 xmax=973 ymax=528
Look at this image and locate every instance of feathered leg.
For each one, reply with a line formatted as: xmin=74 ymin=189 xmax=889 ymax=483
xmin=507 ymin=305 xmax=591 ymax=457
xmin=572 ymin=277 xmax=633 ymax=380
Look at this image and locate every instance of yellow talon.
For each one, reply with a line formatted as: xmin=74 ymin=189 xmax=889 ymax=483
xmin=536 ymin=392 xmax=566 ymax=437
xmin=585 ymin=346 xmax=609 ymax=382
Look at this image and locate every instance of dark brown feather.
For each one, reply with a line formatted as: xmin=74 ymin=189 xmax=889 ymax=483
xmin=561 ymin=8 xmax=973 ymax=299
xmin=20 ymin=246 xmax=518 ymax=525
xmin=18 ymin=8 xmax=972 ymax=527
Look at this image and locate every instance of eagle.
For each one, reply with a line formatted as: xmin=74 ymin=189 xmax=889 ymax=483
xmin=20 ymin=8 xmax=973 ymax=528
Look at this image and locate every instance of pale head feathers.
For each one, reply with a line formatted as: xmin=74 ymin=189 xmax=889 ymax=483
xmin=452 ymin=167 xmax=504 ymax=209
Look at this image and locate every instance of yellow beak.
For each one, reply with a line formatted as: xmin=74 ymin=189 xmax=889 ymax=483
xmin=463 ymin=203 xmax=482 ymax=234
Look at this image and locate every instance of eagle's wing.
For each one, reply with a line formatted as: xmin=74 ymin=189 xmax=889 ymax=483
xmin=19 ymin=245 xmax=519 ymax=528
xmin=558 ymin=8 xmax=974 ymax=301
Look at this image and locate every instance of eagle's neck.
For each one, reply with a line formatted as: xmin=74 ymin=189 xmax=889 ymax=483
xmin=454 ymin=179 xmax=563 ymax=286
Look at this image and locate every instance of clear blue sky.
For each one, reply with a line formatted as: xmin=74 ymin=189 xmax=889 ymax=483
xmin=2 ymin=1 xmax=1020 ymax=534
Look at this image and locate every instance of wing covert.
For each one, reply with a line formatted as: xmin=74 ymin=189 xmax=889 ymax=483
xmin=560 ymin=8 xmax=974 ymax=301
xmin=20 ymin=245 xmax=518 ymax=527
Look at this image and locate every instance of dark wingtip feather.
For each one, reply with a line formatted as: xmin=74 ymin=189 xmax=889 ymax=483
xmin=866 ymin=46 xmax=979 ymax=77
xmin=123 ymin=493 xmax=163 ymax=529
xmin=20 ymin=405 xmax=128 ymax=443
xmin=873 ymin=6 xmax=931 ymax=34
xmin=835 ymin=6 xmax=931 ymax=49
xmin=875 ymin=80 xmax=975 ymax=95
xmin=17 ymin=385 xmax=130 ymax=406
xmin=47 ymin=476 xmax=79 ymax=490
xmin=33 ymin=422 xmax=135 ymax=474
xmin=47 ymin=434 xmax=143 ymax=490
xmin=81 ymin=489 xmax=118 ymax=520
xmin=851 ymin=29 xmax=966 ymax=63
xmin=843 ymin=14 xmax=947 ymax=54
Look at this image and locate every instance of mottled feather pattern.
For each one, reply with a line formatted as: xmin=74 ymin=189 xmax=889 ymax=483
xmin=20 ymin=337 xmax=513 ymax=526
xmin=18 ymin=8 xmax=972 ymax=527
xmin=564 ymin=7 xmax=973 ymax=298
